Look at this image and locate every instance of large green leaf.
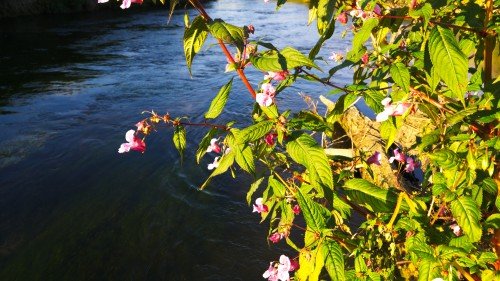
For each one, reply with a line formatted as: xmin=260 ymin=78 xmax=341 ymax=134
xmin=250 ymin=47 xmax=319 ymax=71
xmin=344 ymin=179 xmax=398 ymax=213
xmin=195 ymin=127 xmax=218 ymax=164
xmin=234 ymin=144 xmax=255 ymax=175
xmin=316 ymin=0 xmax=335 ymax=35
xmin=428 ymin=26 xmax=468 ymax=101
xmin=417 ymin=260 xmax=439 ymax=281
xmin=450 ymin=196 xmax=482 ymax=242
xmin=238 ymin=120 xmax=274 ymax=144
xmin=322 ymin=240 xmax=345 ymax=281
xmin=445 ymin=106 xmax=478 ymax=126
xmin=183 ymin=15 xmax=208 ymax=74
xmin=428 ymin=149 xmax=461 ymax=169
xmin=173 ymin=125 xmax=186 ymax=161
xmin=350 ymin=18 xmax=379 ymax=54
xmin=204 ymin=78 xmax=233 ymax=119
xmin=390 ymin=62 xmax=410 ymax=93
xmin=208 ymin=19 xmax=244 ymax=50
xmin=296 ymin=187 xmax=329 ymax=232
xmin=200 ymin=150 xmax=236 ymax=190
xmin=286 ymin=133 xmax=333 ymax=194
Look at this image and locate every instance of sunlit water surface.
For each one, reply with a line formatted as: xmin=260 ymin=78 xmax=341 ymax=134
xmin=0 ymin=0 xmax=355 ymax=279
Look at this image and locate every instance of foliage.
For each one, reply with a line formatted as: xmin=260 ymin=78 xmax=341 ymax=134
xmin=112 ymin=0 xmax=500 ymax=280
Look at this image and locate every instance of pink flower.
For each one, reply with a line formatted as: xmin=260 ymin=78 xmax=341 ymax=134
xmin=269 ymin=232 xmax=283 ymax=243
xmin=256 ymin=92 xmax=274 ymax=107
xmin=367 ymin=151 xmax=381 ymax=165
xmin=404 ymin=156 xmax=418 ymax=172
xmin=450 ymin=224 xmax=462 ymax=236
xmin=263 ymin=255 xmax=297 ymax=281
xmin=262 ymin=263 xmax=278 ymax=281
xmin=264 ymin=70 xmax=289 ymax=82
xmin=208 ymin=157 xmax=220 ymax=170
xmin=206 ymin=138 xmax=221 ymax=153
xmin=289 ymin=259 xmax=300 ymax=271
xmin=261 ymin=83 xmax=276 ymax=95
xmin=277 ymin=255 xmax=293 ymax=281
xmin=361 ymin=53 xmax=369 ymax=64
xmin=120 ymin=0 xmax=143 ymax=9
xmin=329 ymin=51 xmax=344 ymax=62
xmin=375 ymin=98 xmax=410 ymax=122
xmin=389 ymin=149 xmax=406 ymax=164
xmin=118 ymin=130 xmax=146 ymax=153
xmin=337 ymin=12 xmax=348 ymax=24
xmin=97 ymin=0 xmax=109 ymax=3
xmin=373 ymin=4 xmax=382 ymax=16
xmin=265 ymin=133 xmax=277 ymax=146
xmin=292 ymin=204 xmax=300 ymax=215
xmin=253 ymin=198 xmax=269 ymax=213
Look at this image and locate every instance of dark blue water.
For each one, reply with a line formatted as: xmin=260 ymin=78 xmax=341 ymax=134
xmin=0 ymin=1 xmax=352 ymax=279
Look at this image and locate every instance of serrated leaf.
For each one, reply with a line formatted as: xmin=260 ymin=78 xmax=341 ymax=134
xmin=246 ymin=177 xmax=265 ymax=205
xmin=428 ymin=149 xmax=461 ymax=169
xmin=446 ymin=106 xmax=478 ymax=126
xmin=286 ymin=133 xmax=333 ymax=195
xmin=363 ymin=89 xmax=385 ymax=113
xmin=184 ymin=15 xmax=208 ymax=74
xmin=390 ymin=62 xmax=410 ymax=93
xmin=322 ymin=240 xmax=345 ymax=281
xmin=344 ymin=179 xmax=399 ymax=213
xmin=428 ymin=26 xmax=468 ymax=102
xmin=173 ymin=125 xmax=186 ymax=161
xmin=234 ymin=144 xmax=255 ymax=175
xmin=200 ymin=150 xmax=235 ymax=190
xmin=380 ymin=120 xmax=398 ymax=150
xmin=205 ymin=78 xmax=233 ymax=119
xmin=238 ymin=120 xmax=274 ymax=144
xmin=450 ymin=196 xmax=482 ymax=242
xmin=208 ymin=19 xmax=244 ymax=50
xmin=410 ymin=243 xmax=435 ymax=261
xmin=196 ymin=128 xmax=218 ymax=164
xmin=351 ymin=18 xmax=379 ymax=54
xmin=296 ymin=187 xmax=329 ymax=232
xmin=250 ymin=47 xmax=319 ymax=71
xmin=316 ymin=0 xmax=335 ymax=35
xmin=417 ymin=260 xmax=439 ymax=281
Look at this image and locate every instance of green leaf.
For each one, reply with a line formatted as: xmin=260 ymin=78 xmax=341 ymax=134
xmin=428 ymin=149 xmax=461 ymax=169
xmin=246 ymin=177 xmax=265 ymax=205
xmin=196 ymin=128 xmax=218 ymax=164
xmin=204 ymin=78 xmax=233 ymax=119
xmin=316 ymin=0 xmax=335 ymax=35
xmin=296 ymin=187 xmax=329 ymax=232
xmin=446 ymin=106 xmax=478 ymax=126
xmin=250 ymin=47 xmax=319 ymax=71
xmin=344 ymin=179 xmax=399 ymax=213
xmin=183 ymin=15 xmax=208 ymax=75
xmin=417 ymin=260 xmax=439 ymax=281
xmin=450 ymin=196 xmax=482 ymax=242
xmin=238 ymin=120 xmax=274 ymax=144
xmin=380 ymin=120 xmax=398 ymax=150
xmin=410 ymin=243 xmax=435 ymax=261
xmin=322 ymin=240 xmax=345 ymax=281
xmin=286 ymin=133 xmax=333 ymax=195
xmin=200 ymin=150 xmax=236 ymax=190
xmin=208 ymin=19 xmax=244 ymax=50
xmin=168 ymin=0 xmax=179 ymax=22
xmin=351 ymin=18 xmax=379 ymax=54
xmin=363 ymin=89 xmax=385 ymax=113
xmin=173 ymin=125 xmax=186 ymax=161
xmin=428 ymin=26 xmax=468 ymax=101
xmin=234 ymin=144 xmax=255 ymax=175
xmin=390 ymin=62 xmax=410 ymax=93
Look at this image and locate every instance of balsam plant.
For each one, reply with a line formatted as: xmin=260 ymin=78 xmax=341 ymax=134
xmin=108 ymin=0 xmax=500 ymax=280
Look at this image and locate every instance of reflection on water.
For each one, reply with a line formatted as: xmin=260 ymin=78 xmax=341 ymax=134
xmin=0 ymin=0 xmax=352 ymax=279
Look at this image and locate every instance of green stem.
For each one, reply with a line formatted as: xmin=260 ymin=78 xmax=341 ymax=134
xmin=387 ymin=192 xmax=404 ymax=229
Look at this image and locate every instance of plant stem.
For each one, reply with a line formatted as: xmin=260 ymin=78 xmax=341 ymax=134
xmin=178 ymin=121 xmax=228 ymax=130
xmin=387 ymin=192 xmax=404 ymax=229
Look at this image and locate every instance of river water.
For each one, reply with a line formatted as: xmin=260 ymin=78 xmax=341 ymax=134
xmin=0 ymin=0 xmax=353 ymax=279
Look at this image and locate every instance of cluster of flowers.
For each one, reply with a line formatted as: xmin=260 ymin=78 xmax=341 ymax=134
xmin=389 ymin=148 xmax=418 ymax=173
xmin=262 ymin=255 xmax=299 ymax=281
xmin=118 ymin=112 xmax=169 ymax=153
xmin=206 ymin=138 xmax=231 ymax=170
xmin=98 ymin=0 xmax=142 ymax=10
xmin=256 ymin=70 xmax=288 ymax=107
xmin=376 ymin=98 xmax=411 ymax=122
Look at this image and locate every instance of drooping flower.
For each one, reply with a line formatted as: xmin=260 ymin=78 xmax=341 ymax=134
xmin=265 ymin=133 xmax=277 ymax=146
xmin=262 ymin=263 xmax=278 ymax=281
xmin=268 ymin=232 xmax=283 ymax=243
xmin=206 ymin=138 xmax=221 ymax=154
xmin=361 ymin=53 xmax=369 ymax=65
xmin=404 ymin=156 xmax=418 ymax=172
xmin=289 ymin=259 xmax=300 ymax=271
xmin=253 ymin=197 xmax=269 ymax=213
xmin=389 ymin=149 xmax=406 ymax=164
xmin=375 ymin=97 xmax=410 ymax=122
xmin=337 ymin=12 xmax=348 ymax=24
xmin=208 ymin=157 xmax=220 ymax=170
xmin=263 ymin=255 xmax=297 ymax=281
xmin=292 ymin=204 xmax=300 ymax=215
xmin=264 ymin=70 xmax=289 ymax=82
xmin=118 ymin=130 xmax=146 ymax=153
xmin=277 ymin=255 xmax=293 ymax=281
xmin=329 ymin=51 xmax=344 ymax=63
xmin=256 ymin=83 xmax=276 ymax=107
xmin=366 ymin=151 xmax=381 ymax=165
xmin=120 ymin=0 xmax=143 ymax=9
xmin=261 ymin=83 xmax=276 ymax=96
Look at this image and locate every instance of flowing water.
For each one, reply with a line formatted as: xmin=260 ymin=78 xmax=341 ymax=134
xmin=0 ymin=1 xmax=355 ymax=279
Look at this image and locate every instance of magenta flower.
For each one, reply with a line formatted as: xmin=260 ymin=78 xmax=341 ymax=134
xmin=366 ymin=151 xmax=381 ymax=165
xmin=329 ymin=51 xmax=344 ymax=63
xmin=337 ymin=12 xmax=348 ymax=24
xmin=263 ymin=255 xmax=297 ymax=281
xmin=268 ymin=232 xmax=283 ymax=243
xmin=206 ymin=138 xmax=221 ymax=154
xmin=264 ymin=71 xmax=288 ymax=82
xmin=253 ymin=198 xmax=269 ymax=213
xmin=375 ymin=97 xmax=410 ymax=122
xmin=361 ymin=53 xmax=369 ymax=64
xmin=373 ymin=4 xmax=382 ymax=16
xmin=292 ymin=204 xmax=300 ymax=215
xmin=118 ymin=130 xmax=146 ymax=153
xmin=207 ymin=157 xmax=220 ymax=170
xmin=265 ymin=133 xmax=277 ymax=146
xmin=289 ymin=259 xmax=300 ymax=271
xmin=404 ymin=156 xmax=417 ymax=172
xmin=389 ymin=149 xmax=406 ymax=164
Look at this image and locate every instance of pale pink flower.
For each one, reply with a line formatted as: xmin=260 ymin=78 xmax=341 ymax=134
xmin=120 ymin=0 xmax=143 ymax=9
xmin=256 ymin=92 xmax=274 ymax=107
xmin=264 ymin=70 xmax=288 ymax=82
xmin=375 ymin=98 xmax=410 ymax=122
xmin=292 ymin=204 xmax=300 ymax=215
xmin=329 ymin=51 xmax=344 ymax=62
xmin=264 ymin=0 xmax=270 ymax=3
xmin=118 ymin=130 xmax=146 ymax=153
xmin=97 ymin=0 xmax=109 ymax=3
xmin=263 ymin=263 xmax=278 ymax=281
xmin=261 ymin=83 xmax=276 ymax=95
xmin=404 ymin=156 xmax=418 ymax=172
xmin=277 ymin=255 xmax=292 ymax=281
xmin=337 ymin=12 xmax=348 ymax=24
xmin=207 ymin=157 xmax=220 ymax=170
xmin=253 ymin=198 xmax=269 ymax=213
xmin=367 ymin=151 xmax=381 ymax=165
xmin=268 ymin=232 xmax=283 ymax=243
xmin=389 ymin=149 xmax=405 ymax=164
xmin=450 ymin=224 xmax=462 ymax=236
xmin=206 ymin=138 xmax=221 ymax=154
